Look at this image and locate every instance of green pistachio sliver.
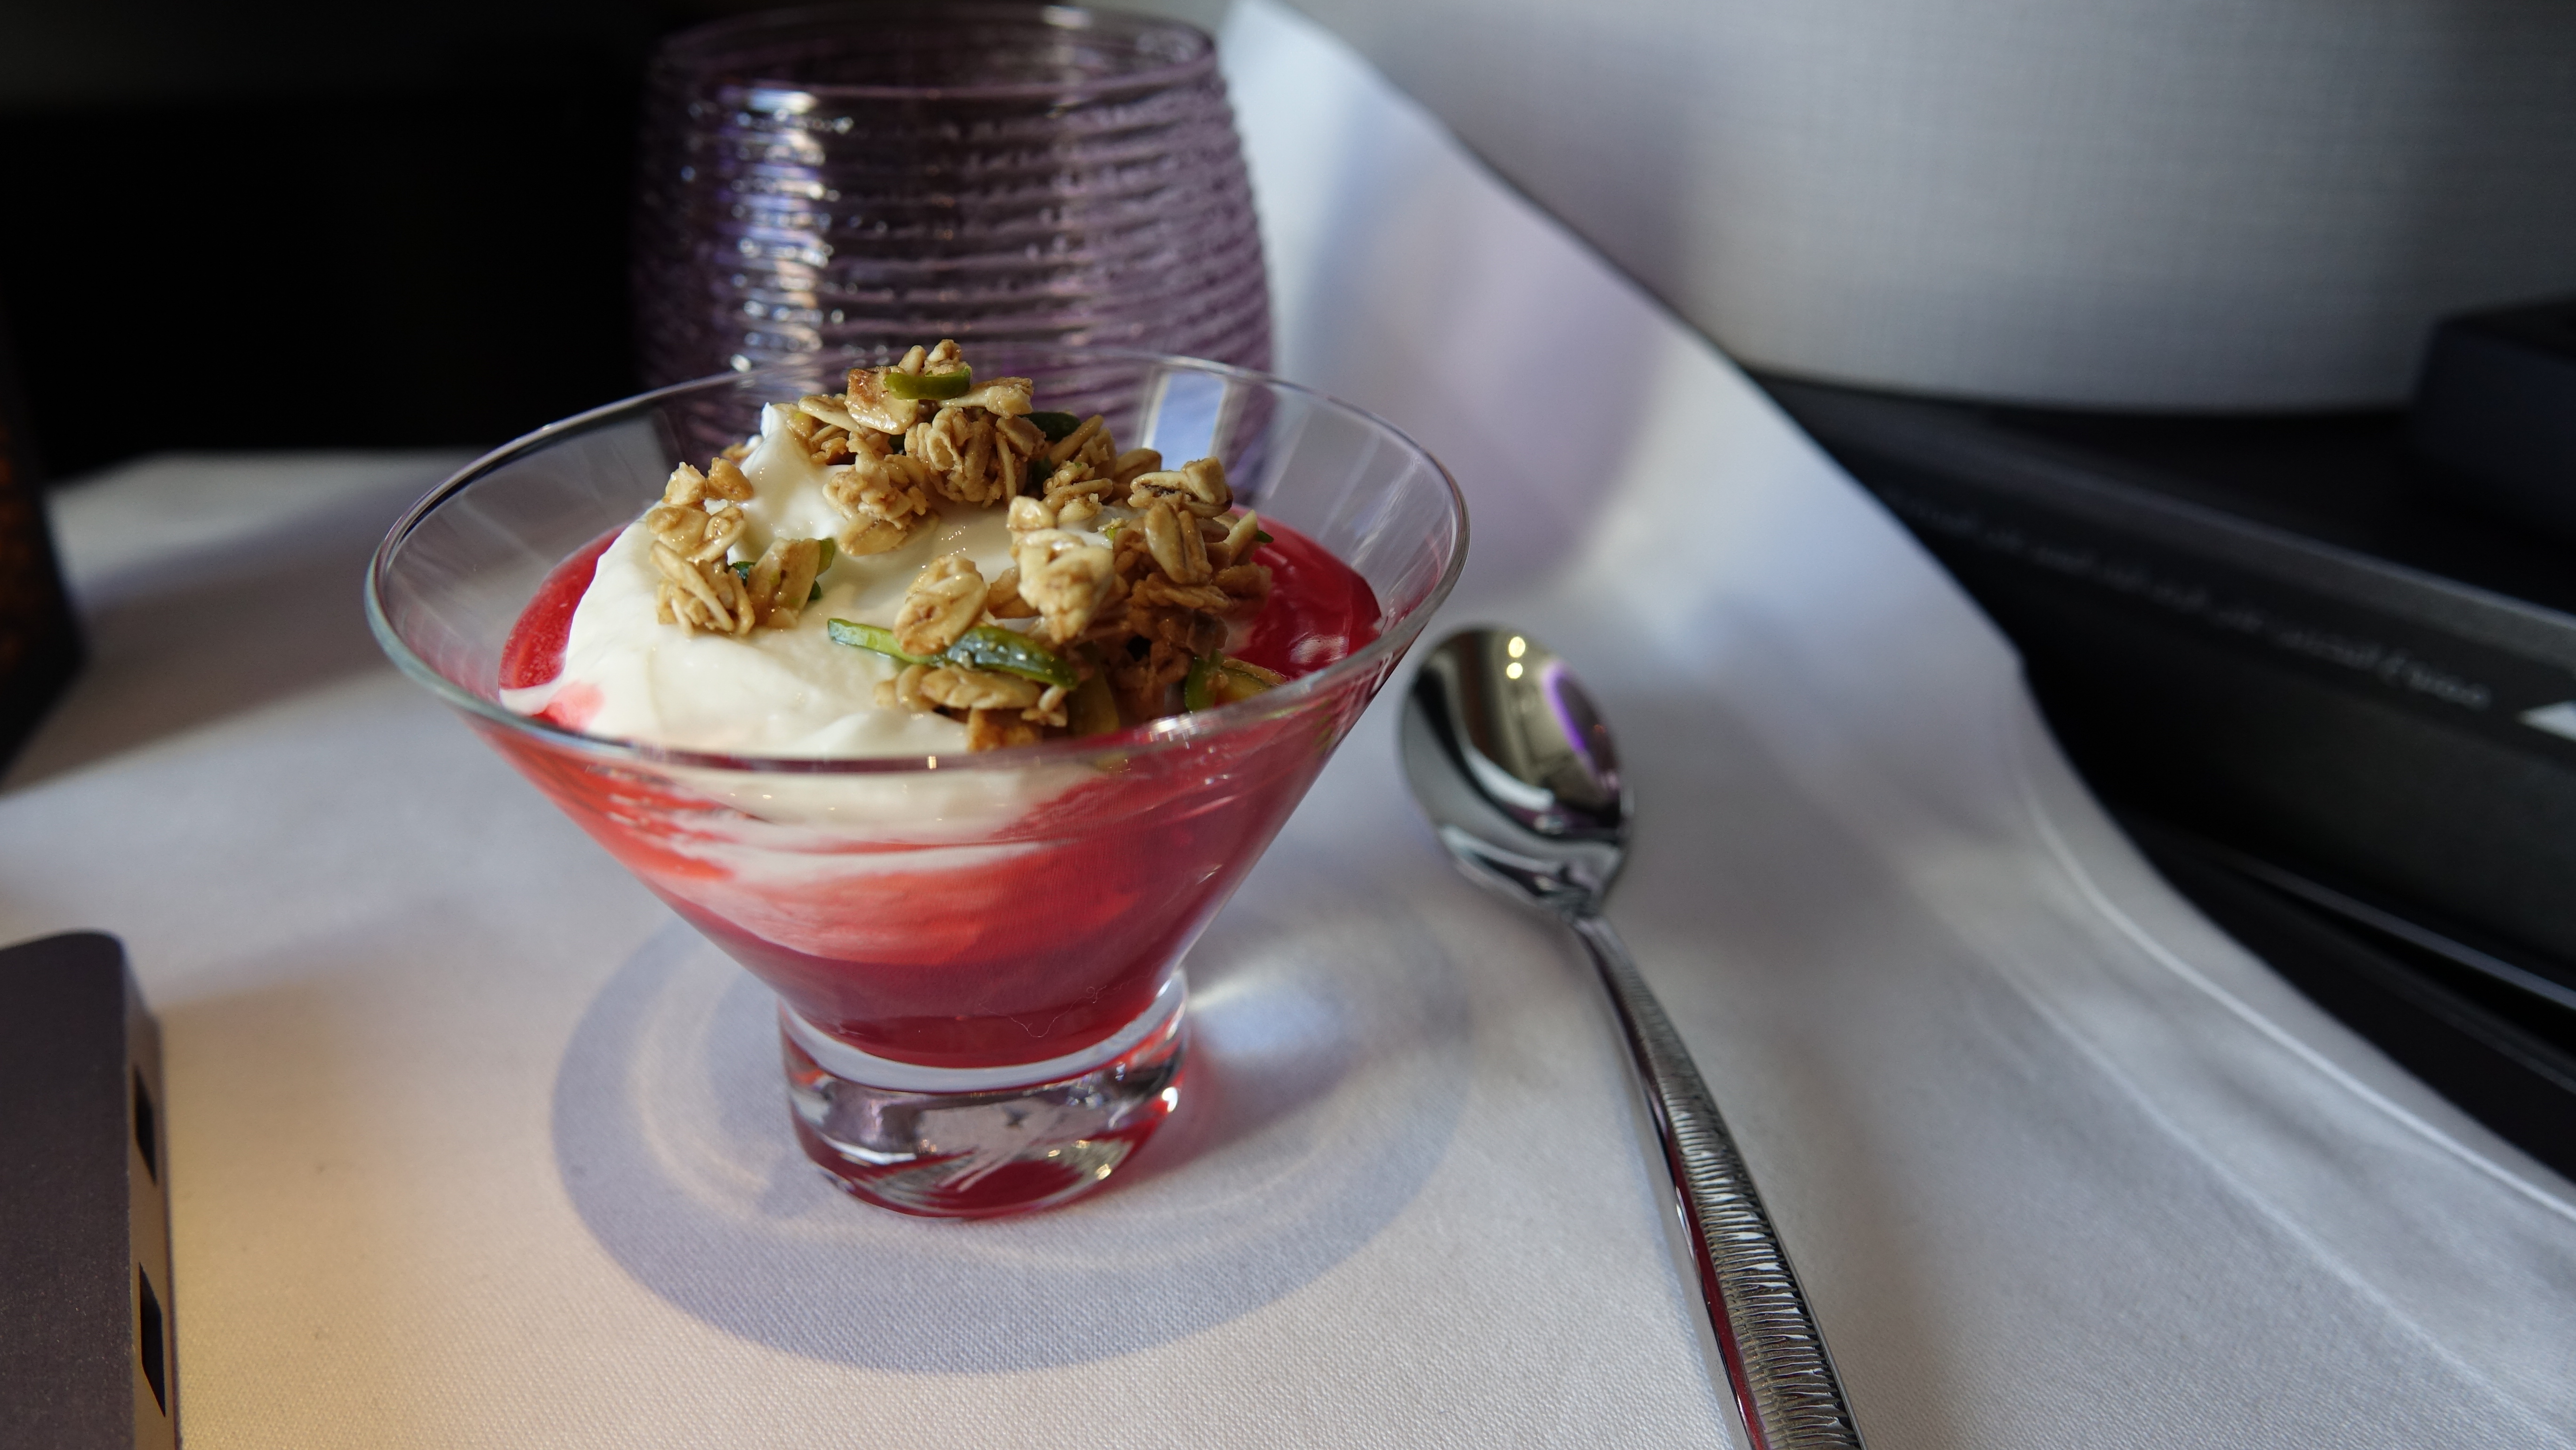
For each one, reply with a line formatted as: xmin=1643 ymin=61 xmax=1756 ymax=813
xmin=1028 ymin=411 xmax=1083 ymax=442
xmin=1222 ymin=659 xmax=1282 ymax=693
xmin=943 ymin=624 xmax=1078 ymax=689
xmin=806 ymin=535 xmax=837 ymax=603
xmin=828 ymin=619 xmax=1074 ymax=687
xmin=1183 ymin=653 xmax=1219 ymax=712
xmin=884 ymin=367 xmax=973 ymax=401
xmin=1186 ymin=655 xmax=1281 ymax=712
xmin=1253 ymin=529 xmax=1274 ymax=544
xmin=737 ymin=540 xmax=833 ymax=596
xmin=1066 ymin=669 xmax=1122 ymax=736
xmin=827 ymin=619 xmax=935 ymax=666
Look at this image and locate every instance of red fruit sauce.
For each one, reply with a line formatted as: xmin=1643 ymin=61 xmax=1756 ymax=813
xmin=490 ymin=520 xmax=1380 ymax=1071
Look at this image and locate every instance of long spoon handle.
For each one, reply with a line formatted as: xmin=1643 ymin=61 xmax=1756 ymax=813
xmin=1570 ymin=913 xmax=1866 ymax=1450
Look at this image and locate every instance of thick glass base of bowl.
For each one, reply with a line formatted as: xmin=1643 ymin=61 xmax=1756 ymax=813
xmin=780 ymin=973 xmax=1186 ymax=1218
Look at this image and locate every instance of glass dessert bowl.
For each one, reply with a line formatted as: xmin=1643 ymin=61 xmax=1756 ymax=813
xmin=366 ymin=346 xmax=1465 ymax=1217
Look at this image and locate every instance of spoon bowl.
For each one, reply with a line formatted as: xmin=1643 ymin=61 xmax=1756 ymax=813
xmin=1401 ymin=628 xmax=1626 ymax=913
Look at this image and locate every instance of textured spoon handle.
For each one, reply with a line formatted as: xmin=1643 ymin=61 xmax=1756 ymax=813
xmin=1571 ymin=913 xmax=1866 ymax=1450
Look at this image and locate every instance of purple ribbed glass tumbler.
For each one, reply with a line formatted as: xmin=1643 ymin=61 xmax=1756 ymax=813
xmin=636 ymin=2 xmax=1270 ymax=386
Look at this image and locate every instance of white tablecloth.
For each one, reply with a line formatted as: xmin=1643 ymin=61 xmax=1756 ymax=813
xmin=5 ymin=5 xmax=2571 ymax=1445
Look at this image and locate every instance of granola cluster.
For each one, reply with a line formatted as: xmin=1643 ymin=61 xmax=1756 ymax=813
xmin=647 ymin=340 xmax=1286 ymax=752
xmin=648 ymin=456 xmax=825 ymax=634
xmin=765 ymin=339 xmax=1054 ymax=554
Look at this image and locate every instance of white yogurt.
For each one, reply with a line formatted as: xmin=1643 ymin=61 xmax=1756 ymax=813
xmin=504 ymin=403 xmax=1034 ymax=758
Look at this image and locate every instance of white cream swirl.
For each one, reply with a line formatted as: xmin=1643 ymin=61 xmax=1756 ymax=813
xmin=503 ymin=403 xmax=1056 ymax=758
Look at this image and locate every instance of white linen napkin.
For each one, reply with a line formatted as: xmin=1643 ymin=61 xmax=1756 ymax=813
xmin=1227 ymin=1 xmax=2576 ymax=1443
xmin=0 ymin=5 xmax=2567 ymax=1446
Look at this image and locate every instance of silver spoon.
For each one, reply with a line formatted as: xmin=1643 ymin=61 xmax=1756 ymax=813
xmin=1400 ymin=627 xmax=1866 ymax=1450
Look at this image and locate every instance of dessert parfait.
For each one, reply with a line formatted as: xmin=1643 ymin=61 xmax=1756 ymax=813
xmin=440 ymin=343 xmax=1446 ymax=1217
xmin=503 ymin=339 xmax=1329 ymax=758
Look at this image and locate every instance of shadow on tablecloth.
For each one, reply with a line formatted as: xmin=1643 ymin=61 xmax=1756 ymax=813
xmin=550 ymin=847 xmax=1469 ymax=1371
xmin=9 ymin=453 xmax=463 ymax=790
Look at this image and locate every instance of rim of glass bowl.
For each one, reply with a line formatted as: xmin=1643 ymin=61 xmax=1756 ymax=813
xmin=363 ymin=349 xmax=1468 ymax=779
xmin=655 ymin=1 xmax=1216 ymax=105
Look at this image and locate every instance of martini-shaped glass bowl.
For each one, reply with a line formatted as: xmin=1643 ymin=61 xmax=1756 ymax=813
xmin=367 ymin=347 xmax=1465 ymax=1216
